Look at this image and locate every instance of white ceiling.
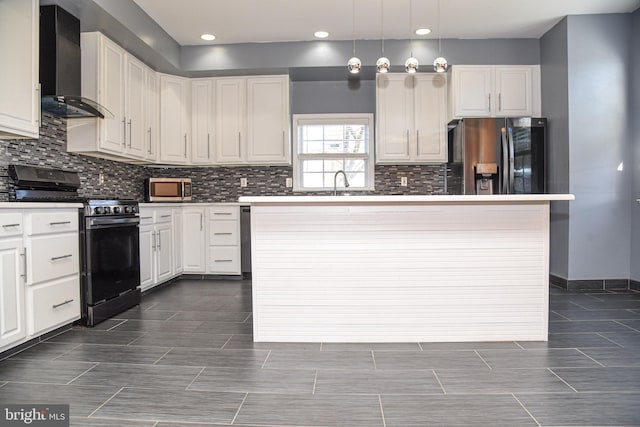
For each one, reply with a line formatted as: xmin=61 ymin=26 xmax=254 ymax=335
xmin=133 ymin=0 xmax=640 ymax=46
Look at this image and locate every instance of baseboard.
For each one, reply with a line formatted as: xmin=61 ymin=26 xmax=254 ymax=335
xmin=550 ymin=275 xmax=632 ymax=292
xmin=631 ymin=280 xmax=640 ymax=291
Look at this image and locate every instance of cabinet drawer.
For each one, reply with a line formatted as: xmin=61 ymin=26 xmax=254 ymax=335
xmin=26 ymin=211 xmax=78 ymax=235
xmin=154 ymin=209 xmax=173 ymax=223
xmin=139 ymin=209 xmax=155 ymax=225
xmin=28 ymin=234 xmax=79 ymax=285
xmin=209 ymin=220 xmax=239 ymax=245
xmin=209 ymin=246 xmax=240 ymax=273
xmin=208 ymin=206 xmax=238 ymax=220
xmin=0 ymin=213 xmax=23 ymax=237
xmin=28 ymin=276 xmax=80 ymax=335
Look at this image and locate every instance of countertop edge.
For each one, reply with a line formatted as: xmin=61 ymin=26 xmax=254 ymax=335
xmin=0 ymin=202 xmax=84 ymax=209
xmin=238 ymin=194 xmax=576 ymax=204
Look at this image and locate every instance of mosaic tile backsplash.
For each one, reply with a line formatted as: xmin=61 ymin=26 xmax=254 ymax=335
xmin=1 ymin=114 xmax=447 ymax=202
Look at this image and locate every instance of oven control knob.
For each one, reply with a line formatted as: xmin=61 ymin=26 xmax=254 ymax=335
xmin=113 ymin=206 xmax=121 ymax=214
xmin=131 ymin=206 xmax=138 ymax=214
xmin=104 ymin=207 xmax=111 ymax=214
xmin=124 ymin=206 xmax=131 ymax=214
xmin=94 ymin=207 xmax=104 ymax=215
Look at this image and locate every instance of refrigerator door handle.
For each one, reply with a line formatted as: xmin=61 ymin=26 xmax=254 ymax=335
xmin=508 ymin=127 xmax=515 ymax=194
xmin=500 ymin=127 xmax=509 ymax=194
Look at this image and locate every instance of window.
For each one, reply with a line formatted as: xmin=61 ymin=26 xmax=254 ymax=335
xmin=293 ymin=113 xmax=374 ymax=192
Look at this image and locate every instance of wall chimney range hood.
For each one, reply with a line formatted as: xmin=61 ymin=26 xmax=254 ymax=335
xmin=40 ymin=5 xmax=112 ymax=119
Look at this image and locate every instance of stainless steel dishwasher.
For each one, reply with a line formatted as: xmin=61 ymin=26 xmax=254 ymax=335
xmin=240 ymin=206 xmax=252 ymax=278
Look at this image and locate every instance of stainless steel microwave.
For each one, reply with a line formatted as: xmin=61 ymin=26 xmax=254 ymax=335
xmin=144 ymin=178 xmax=192 ymax=202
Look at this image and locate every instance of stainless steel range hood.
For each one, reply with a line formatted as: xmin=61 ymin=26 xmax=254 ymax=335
xmin=40 ymin=5 xmax=112 ymax=119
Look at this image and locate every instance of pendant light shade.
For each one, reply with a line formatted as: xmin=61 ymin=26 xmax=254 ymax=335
xmin=405 ymin=57 xmax=419 ymax=73
xmin=347 ymin=0 xmax=361 ymax=74
xmin=433 ymin=0 xmax=448 ymax=73
xmin=348 ymin=57 xmax=362 ymax=74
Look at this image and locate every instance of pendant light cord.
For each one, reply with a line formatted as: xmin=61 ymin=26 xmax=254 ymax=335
xmin=409 ymin=0 xmax=413 ymax=57
xmin=381 ymin=0 xmax=384 ymax=54
xmin=353 ymin=0 xmax=356 ymax=56
xmin=437 ymin=0 xmax=442 ymax=54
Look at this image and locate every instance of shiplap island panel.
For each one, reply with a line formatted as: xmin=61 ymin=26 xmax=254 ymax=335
xmin=239 ymin=195 xmax=574 ymax=343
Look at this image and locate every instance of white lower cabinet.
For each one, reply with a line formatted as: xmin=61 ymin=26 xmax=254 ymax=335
xmin=0 ymin=237 xmax=26 ymax=351
xmin=208 ymin=206 xmax=241 ymax=275
xmin=172 ymin=208 xmax=184 ymax=275
xmin=182 ymin=207 xmax=207 ymax=273
xmin=27 ymin=276 xmax=80 ymax=336
xmin=139 ymin=207 xmax=177 ymax=292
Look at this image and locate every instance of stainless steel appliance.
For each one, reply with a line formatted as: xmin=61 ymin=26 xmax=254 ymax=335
xmin=8 ymin=165 xmax=141 ymax=326
xmin=144 ymin=177 xmax=192 ymax=202
xmin=447 ymin=117 xmax=547 ymax=195
xmin=240 ymin=206 xmax=251 ymax=278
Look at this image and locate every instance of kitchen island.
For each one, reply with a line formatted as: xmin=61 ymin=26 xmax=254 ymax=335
xmin=238 ymin=194 xmax=574 ymax=343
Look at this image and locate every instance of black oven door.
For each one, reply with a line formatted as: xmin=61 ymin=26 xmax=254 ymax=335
xmin=84 ymin=216 xmax=140 ymax=305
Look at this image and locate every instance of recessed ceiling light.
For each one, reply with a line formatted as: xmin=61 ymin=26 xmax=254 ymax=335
xmin=314 ymin=31 xmax=329 ymax=39
xmin=200 ymin=33 xmax=216 ymax=41
xmin=415 ymin=28 xmax=431 ymax=36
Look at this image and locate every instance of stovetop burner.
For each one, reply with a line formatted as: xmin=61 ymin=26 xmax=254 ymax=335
xmin=84 ymin=199 xmax=139 ymax=217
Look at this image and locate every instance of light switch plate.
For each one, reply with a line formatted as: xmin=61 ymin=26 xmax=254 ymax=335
xmin=285 ymin=177 xmax=293 ymax=188
xmin=240 ymin=177 xmax=248 ymax=187
xmin=400 ymin=176 xmax=408 ymax=187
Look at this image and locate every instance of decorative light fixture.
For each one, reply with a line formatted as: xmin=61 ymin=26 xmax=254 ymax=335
xmin=200 ymin=33 xmax=215 ymax=41
xmin=405 ymin=0 xmax=418 ymax=73
xmin=314 ymin=31 xmax=329 ymax=39
xmin=347 ymin=0 xmax=361 ymax=74
xmin=415 ymin=28 xmax=431 ymax=36
xmin=376 ymin=0 xmax=390 ymax=73
xmin=433 ymin=0 xmax=448 ymax=73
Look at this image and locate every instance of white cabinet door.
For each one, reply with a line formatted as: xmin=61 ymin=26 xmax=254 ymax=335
xmin=99 ymin=36 xmax=127 ymax=152
xmin=246 ymin=76 xmax=290 ymax=164
xmin=191 ymin=79 xmax=214 ymax=164
xmin=145 ymin=70 xmax=159 ymax=161
xmin=216 ymin=78 xmax=245 ymax=164
xmin=182 ymin=208 xmax=206 ymax=273
xmin=452 ymin=66 xmax=492 ymax=118
xmin=376 ymin=74 xmax=414 ymax=162
xmin=494 ymin=66 xmax=532 ymax=117
xmin=139 ymin=224 xmax=154 ymax=291
xmin=155 ymin=223 xmax=173 ymax=283
xmin=125 ymin=55 xmax=147 ymax=158
xmin=160 ymin=74 xmax=190 ymax=164
xmin=0 ymin=0 xmax=39 ymax=140
xmin=414 ymin=74 xmax=448 ymax=163
xmin=172 ymin=208 xmax=183 ymax=275
xmin=0 ymin=238 xmax=26 ymax=350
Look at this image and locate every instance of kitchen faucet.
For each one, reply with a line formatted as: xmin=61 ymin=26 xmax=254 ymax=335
xmin=333 ymin=170 xmax=350 ymax=196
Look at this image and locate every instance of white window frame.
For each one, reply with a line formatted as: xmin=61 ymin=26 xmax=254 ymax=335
xmin=292 ymin=113 xmax=375 ymax=192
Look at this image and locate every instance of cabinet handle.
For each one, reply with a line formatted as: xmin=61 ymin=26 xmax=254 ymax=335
xmin=52 ymin=299 xmax=74 ymax=309
xmin=416 ymin=130 xmax=420 ymax=156
xmin=214 ymin=232 xmax=232 ymax=235
xmin=161 ymin=214 xmax=171 ymax=218
xmin=141 ymin=216 xmax=152 ymax=220
xmin=499 ymin=93 xmax=502 ymax=112
xmin=184 ymin=133 xmax=187 ymax=157
xmin=213 ymin=212 xmax=232 ymax=216
xmin=406 ymin=129 xmax=410 ymax=154
xmin=157 ymin=230 xmax=161 ymax=250
xmin=488 ymin=93 xmax=491 ymax=113
xmin=20 ymin=249 xmax=27 ymax=281
xmin=152 ymin=230 xmax=156 ymax=251
xmin=49 ymin=221 xmax=71 ymax=226
xmin=128 ymin=119 xmax=132 ymax=148
xmin=214 ymin=259 xmax=233 ymax=262
xmin=148 ymin=128 xmax=152 ymax=154
xmin=200 ymin=213 xmax=203 ymax=231
xmin=36 ymin=84 xmax=41 ymax=125
xmin=122 ymin=118 xmax=127 ymax=147
xmin=51 ymin=254 xmax=73 ymax=261
xmin=238 ymin=132 xmax=242 ymax=157
xmin=207 ymin=133 xmax=211 ymax=158
xmin=2 ymin=223 xmax=20 ymax=228
xmin=282 ymin=130 xmax=286 ymax=155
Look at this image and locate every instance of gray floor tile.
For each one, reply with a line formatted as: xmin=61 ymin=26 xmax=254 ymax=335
xmin=113 ymin=308 xmax=178 ymax=321
xmin=69 ymin=363 xmax=203 ymax=389
xmin=314 ymin=369 xmax=443 ymax=394
xmin=581 ymin=347 xmax=640 ymax=366
xmin=321 ymin=342 xmax=421 ymax=351
xmin=109 ymin=319 xmax=205 ymax=333
xmin=223 ymin=334 xmax=321 ymax=350
xmin=597 ymin=330 xmax=640 ymax=348
xmin=93 ymin=387 xmax=245 ymax=424
xmin=418 ymin=341 xmax=521 ymax=351
xmin=478 ymin=348 xmax=602 ymax=368
xmin=435 ymin=368 xmax=575 ymax=393
xmin=129 ymin=332 xmax=232 ymax=349
xmin=264 ymin=350 xmax=375 ymax=370
xmin=7 ymin=342 xmax=80 ymax=361
xmin=551 ymin=366 xmax=640 ymax=392
xmin=188 ymin=366 xmax=315 ymax=393
xmin=44 ymin=329 xmax=144 ymax=345
xmin=373 ymin=350 xmax=488 ymax=370
xmin=381 ymin=394 xmax=538 ymax=427
xmin=155 ymin=348 xmax=269 ymax=368
xmin=617 ymin=318 xmax=640 ymax=331
xmin=0 ymin=382 xmax=119 ymax=417
xmin=235 ymin=393 xmax=384 ymax=426
xmin=549 ymin=311 xmax=570 ymax=321
xmin=193 ymin=321 xmax=253 ymax=334
xmin=517 ymin=392 xmax=640 ymax=426
xmin=549 ymin=320 xmax=635 ymax=333
xmin=89 ymin=319 xmax=129 ymax=331
xmin=55 ymin=344 xmax=172 ymax=364
xmin=169 ymin=311 xmax=251 ymax=322
xmin=71 ymin=418 xmax=155 ymax=426
xmin=516 ymin=332 xmax=623 ymax=349
xmin=553 ymin=309 xmax=640 ymax=320
xmin=0 ymin=359 xmax=96 ymax=384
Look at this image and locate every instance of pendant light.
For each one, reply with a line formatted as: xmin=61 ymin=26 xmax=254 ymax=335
xmin=376 ymin=0 xmax=390 ymax=73
xmin=405 ymin=0 xmax=418 ymax=73
xmin=433 ymin=0 xmax=448 ymax=73
xmin=347 ymin=0 xmax=362 ymax=74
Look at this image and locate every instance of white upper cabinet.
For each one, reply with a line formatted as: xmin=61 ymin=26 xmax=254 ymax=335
xmin=159 ymin=74 xmax=191 ymax=164
xmin=216 ymin=77 xmax=246 ymax=164
xmin=0 ymin=0 xmax=39 ymax=140
xmin=191 ymin=79 xmax=214 ymax=164
xmin=449 ymin=65 xmax=540 ymax=119
xmin=125 ymin=55 xmax=147 ymax=158
xmin=145 ymin=69 xmax=160 ymax=161
xmin=246 ymin=76 xmax=291 ymax=165
xmin=376 ymin=73 xmax=447 ymax=164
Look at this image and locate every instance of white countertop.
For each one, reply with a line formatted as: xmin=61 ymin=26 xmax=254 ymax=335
xmin=139 ymin=202 xmax=246 ymax=207
xmin=239 ymin=194 xmax=575 ymax=204
xmin=0 ymin=202 xmax=84 ymax=209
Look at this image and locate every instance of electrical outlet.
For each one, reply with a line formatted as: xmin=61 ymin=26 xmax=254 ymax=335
xmin=400 ymin=176 xmax=408 ymax=187
xmin=240 ymin=177 xmax=248 ymax=187
xmin=98 ymin=172 xmax=104 ymax=185
xmin=285 ymin=177 xmax=293 ymax=188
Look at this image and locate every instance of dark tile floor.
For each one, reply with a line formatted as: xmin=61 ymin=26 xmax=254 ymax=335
xmin=1 ymin=279 xmax=640 ymax=426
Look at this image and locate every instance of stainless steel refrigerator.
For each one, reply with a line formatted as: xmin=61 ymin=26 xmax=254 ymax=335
xmin=446 ymin=117 xmax=546 ymax=195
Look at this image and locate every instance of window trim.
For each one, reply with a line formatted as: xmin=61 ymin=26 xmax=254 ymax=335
xmin=292 ymin=113 xmax=375 ymax=192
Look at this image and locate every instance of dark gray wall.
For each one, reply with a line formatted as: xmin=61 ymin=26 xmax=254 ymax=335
xmin=566 ymin=14 xmax=633 ymax=280
xmin=632 ymin=9 xmax=640 ymax=282
xmin=291 ymin=81 xmax=375 ymax=114
xmin=540 ymin=18 xmax=570 ymax=279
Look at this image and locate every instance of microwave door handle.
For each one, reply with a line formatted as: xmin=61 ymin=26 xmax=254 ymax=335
xmin=508 ymin=127 xmax=515 ymax=194
xmin=501 ymin=127 xmax=509 ymax=194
